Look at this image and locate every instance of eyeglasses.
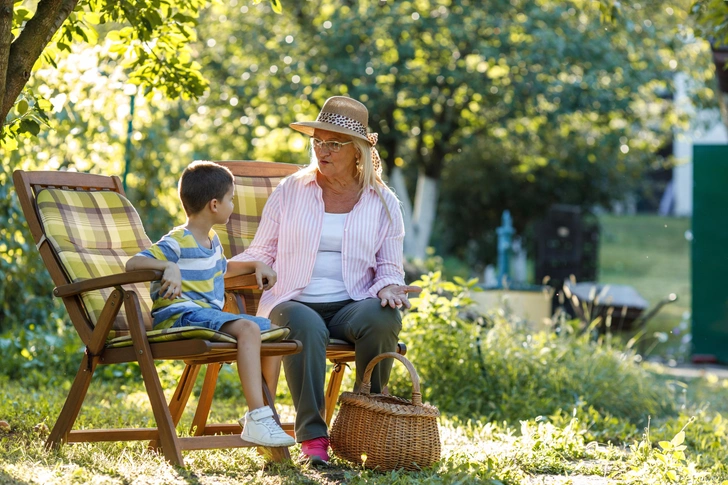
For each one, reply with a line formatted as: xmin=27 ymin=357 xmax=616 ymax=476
xmin=311 ymin=137 xmax=353 ymax=153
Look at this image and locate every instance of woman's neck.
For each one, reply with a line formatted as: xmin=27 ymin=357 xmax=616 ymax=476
xmin=317 ymin=170 xmax=360 ymax=194
xmin=185 ymin=217 xmax=213 ymax=248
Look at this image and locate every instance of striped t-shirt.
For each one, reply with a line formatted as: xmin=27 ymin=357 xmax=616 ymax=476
xmin=137 ymin=227 xmax=227 ymax=329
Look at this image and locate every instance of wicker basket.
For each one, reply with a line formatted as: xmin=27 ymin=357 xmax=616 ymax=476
xmin=330 ymin=352 xmax=440 ymax=471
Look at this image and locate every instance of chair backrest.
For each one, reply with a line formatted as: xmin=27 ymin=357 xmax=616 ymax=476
xmin=212 ymin=161 xmax=302 ymax=314
xmin=13 ymin=171 xmax=154 ymax=343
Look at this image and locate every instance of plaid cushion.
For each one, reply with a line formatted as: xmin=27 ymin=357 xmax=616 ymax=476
xmin=105 ymin=325 xmax=290 ymax=349
xmin=36 ymin=188 xmax=154 ymax=338
xmin=213 ymin=175 xmax=286 ymax=315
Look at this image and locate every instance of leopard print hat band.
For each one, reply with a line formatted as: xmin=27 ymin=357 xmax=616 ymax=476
xmin=290 ymin=96 xmax=383 ymax=177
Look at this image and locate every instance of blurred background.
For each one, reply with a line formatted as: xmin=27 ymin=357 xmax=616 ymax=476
xmin=3 ymin=0 xmax=728 ymax=364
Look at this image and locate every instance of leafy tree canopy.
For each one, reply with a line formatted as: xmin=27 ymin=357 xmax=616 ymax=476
xmin=0 ymin=0 xmax=282 ymax=151
xmin=176 ymin=0 xmax=716 ymax=261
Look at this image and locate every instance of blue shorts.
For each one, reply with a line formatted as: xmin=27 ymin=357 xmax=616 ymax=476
xmin=173 ymin=308 xmax=271 ymax=332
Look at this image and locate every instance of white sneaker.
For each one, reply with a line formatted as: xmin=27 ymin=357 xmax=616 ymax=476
xmin=239 ymin=406 xmax=295 ymax=447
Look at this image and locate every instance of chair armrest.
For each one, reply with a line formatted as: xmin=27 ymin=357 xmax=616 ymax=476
xmin=54 ymin=270 xmax=163 ymax=297
xmin=224 ymin=273 xmax=259 ymax=291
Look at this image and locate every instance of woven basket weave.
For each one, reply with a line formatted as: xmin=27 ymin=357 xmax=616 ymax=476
xmin=330 ymin=352 xmax=440 ymax=471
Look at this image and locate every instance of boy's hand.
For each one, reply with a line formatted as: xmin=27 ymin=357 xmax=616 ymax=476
xmin=159 ymin=262 xmax=182 ymax=300
xmin=255 ymin=261 xmax=277 ymax=291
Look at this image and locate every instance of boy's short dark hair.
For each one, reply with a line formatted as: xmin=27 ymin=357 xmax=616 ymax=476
xmin=179 ymin=161 xmax=234 ymax=215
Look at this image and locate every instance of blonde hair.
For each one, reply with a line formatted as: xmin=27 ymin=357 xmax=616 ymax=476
xmin=298 ymin=137 xmax=394 ymax=220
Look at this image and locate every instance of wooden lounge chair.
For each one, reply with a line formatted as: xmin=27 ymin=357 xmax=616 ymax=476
xmin=12 ymin=169 xmax=302 ymax=466
xmin=211 ymin=160 xmax=407 ymax=432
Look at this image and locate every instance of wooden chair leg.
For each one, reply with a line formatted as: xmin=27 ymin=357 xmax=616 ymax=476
xmin=126 ymin=293 xmax=183 ymax=466
xmin=324 ymin=362 xmax=346 ymax=427
xmin=261 ymin=377 xmax=291 ymax=462
xmin=149 ymin=364 xmax=201 ymax=451
xmin=169 ymin=364 xmax=201 ymax=425
xmin=190 ymin=363 xmax=223 ymax=436
xmin=46 ymin=352 xmax=97 ymax=450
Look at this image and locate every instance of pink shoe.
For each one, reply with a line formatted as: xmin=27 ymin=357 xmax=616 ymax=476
xmin=301 ymin=436 xmax=330 ymax=465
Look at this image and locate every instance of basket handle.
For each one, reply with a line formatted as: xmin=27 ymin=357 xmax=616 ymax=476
xmin=359 ymin=352 xmax=422 ymax=406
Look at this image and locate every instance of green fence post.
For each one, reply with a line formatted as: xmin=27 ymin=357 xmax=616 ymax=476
xmin=692 ymin=144 xmax=728 ymax=364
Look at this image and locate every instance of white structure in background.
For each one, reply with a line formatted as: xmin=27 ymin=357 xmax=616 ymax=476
xmin=671 ymin=73 xmax=728 ymax=217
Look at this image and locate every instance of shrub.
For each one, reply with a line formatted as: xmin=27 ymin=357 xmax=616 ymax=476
xmin=391 ymin=272 xmax=675 ymax=427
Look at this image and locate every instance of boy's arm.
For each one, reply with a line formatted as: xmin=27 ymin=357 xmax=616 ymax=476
xmin=126 ymin=256 xmax=183 ymax=300
xmin=226 ymin=260 xmax=276 ymax=291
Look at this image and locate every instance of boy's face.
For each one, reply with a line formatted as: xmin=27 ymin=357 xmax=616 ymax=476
xmin=214 ymin=184 xmax=235 ymax=225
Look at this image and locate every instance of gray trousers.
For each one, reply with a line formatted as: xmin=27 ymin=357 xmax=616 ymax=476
xmin=269 ymin=298 xmax=402 ymax=442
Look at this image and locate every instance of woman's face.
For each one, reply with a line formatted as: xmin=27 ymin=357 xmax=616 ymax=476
xmin=312 ymin=129 xmax=358 ymax=180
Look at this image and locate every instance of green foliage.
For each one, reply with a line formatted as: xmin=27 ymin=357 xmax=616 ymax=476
xmin=0 ymin=326 xmax=81 ymax=385
xmin=549 ymin=403 xmax=640 ymax=444
xmin=0 ymin=163 xmax=66 ymax=333
xmin=392 ymin=271 xmax=674 ymax=425
xmin=649 ymin=411 xmax=728 ymax=474
xmin=1 ymin=0 xmax=286 ymax=152
xmin=692 ymin=0 xmax=728 ymax=45
xmin=624 ymin=418 xmax=708 ymax=484
xmin=0 ymin=42 xmax=187 ymax=337
xmin=2 ymin=0 xmax=211 ymax=149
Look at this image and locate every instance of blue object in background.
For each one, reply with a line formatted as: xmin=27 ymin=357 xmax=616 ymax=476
xmin=496 ymin=210 xmax=515 ymax=288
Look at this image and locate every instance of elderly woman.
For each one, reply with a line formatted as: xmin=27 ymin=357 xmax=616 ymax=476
xmin=232 ymin=96 xmax=420 ymax=464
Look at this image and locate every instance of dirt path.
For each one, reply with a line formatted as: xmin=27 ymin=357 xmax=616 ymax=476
xmin=651 ymin=362 xmax=728 ymax=379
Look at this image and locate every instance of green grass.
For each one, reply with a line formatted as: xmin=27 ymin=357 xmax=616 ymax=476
xmin=598 ymin=214 xmax=692 ymax=359
xmin=1 ymin=375 xmax=727 ymax=485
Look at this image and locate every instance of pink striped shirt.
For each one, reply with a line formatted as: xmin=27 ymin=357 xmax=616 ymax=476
xmin=231 ymin=170 xmax=406 ymax=318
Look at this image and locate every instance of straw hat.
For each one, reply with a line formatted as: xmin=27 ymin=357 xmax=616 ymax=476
xmin=290 ymin=96 xmax=374 ymax=144
xmin=290 ymin=96 xmax=383 ymax=176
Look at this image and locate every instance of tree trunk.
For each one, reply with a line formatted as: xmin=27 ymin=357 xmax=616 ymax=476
xmin=712 ymin=45 xmax=728 ymax=132
xmin=409 ymin=172 xmax=438 ymax=260
xmin=718 ymin=91 xmax=728 ymax=134
xmin=1 ymin=0 xmax=79 ymax=124
xmin=389 ymin=166 xmax=413 ymax=254
xmin=390 ymin=167 xmax=439 ymax=260
xmin=0 ymin=0 xmax=13 ymax=130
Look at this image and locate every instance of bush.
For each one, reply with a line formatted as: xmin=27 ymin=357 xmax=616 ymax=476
xmin=0 ymin=325 xmax=146 ymax=386
xmin=0 ymin=325 xmax=82 ymax=384
xmin=391 ymin=272 xmax=675 ymax=427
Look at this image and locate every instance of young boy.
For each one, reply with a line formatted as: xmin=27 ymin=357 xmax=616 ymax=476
xmin=125 ymin=161 xmax=294 ymax=448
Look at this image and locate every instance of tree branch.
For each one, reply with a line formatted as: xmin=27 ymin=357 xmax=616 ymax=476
xmin=1 ymin=0 xmax=79 ymax=122
xmin=0 ymin=0 xmax=13 ymax=128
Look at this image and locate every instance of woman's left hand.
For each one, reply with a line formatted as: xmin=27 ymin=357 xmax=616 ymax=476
xmin=377 ymin=284 xmax=422 ymax=309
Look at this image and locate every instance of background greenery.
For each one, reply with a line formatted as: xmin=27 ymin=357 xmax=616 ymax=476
xmin=598 ymin=214 xmax=692 ymax=359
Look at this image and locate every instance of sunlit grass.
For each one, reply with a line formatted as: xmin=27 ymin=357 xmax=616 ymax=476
xmin=3 ymin=323 xmax=728 ymax=484
xmin=1 ymin=374 xmax=727 ymax=484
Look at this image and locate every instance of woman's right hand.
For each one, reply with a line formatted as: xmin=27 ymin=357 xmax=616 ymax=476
xmin=377 ymin=284 xmax=422 ymax=309
xmin=255 ymin=261 xmax=277 ymax=291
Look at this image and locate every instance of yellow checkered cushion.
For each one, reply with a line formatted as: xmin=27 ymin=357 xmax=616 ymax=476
xmin=105 ymin=325 xmax=290 ymax=349
xmin=213 ymin=175 xmax=286 ymax=314
xmin=36 ymin=188 xmax=154 ymax=338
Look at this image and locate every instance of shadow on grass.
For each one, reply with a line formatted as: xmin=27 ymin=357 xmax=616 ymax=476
xmin=0 ymin=470 xmax=31 ymax=484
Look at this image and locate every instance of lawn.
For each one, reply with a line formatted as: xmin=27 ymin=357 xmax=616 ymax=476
xmin=1 ymin=373 xmax=727 ymax=485
xmin=597 ymin=214 xmax=692 ymax=359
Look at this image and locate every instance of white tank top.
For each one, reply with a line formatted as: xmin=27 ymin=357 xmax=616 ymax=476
xmin=294 ymin=212 xmax=351 ymax=303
